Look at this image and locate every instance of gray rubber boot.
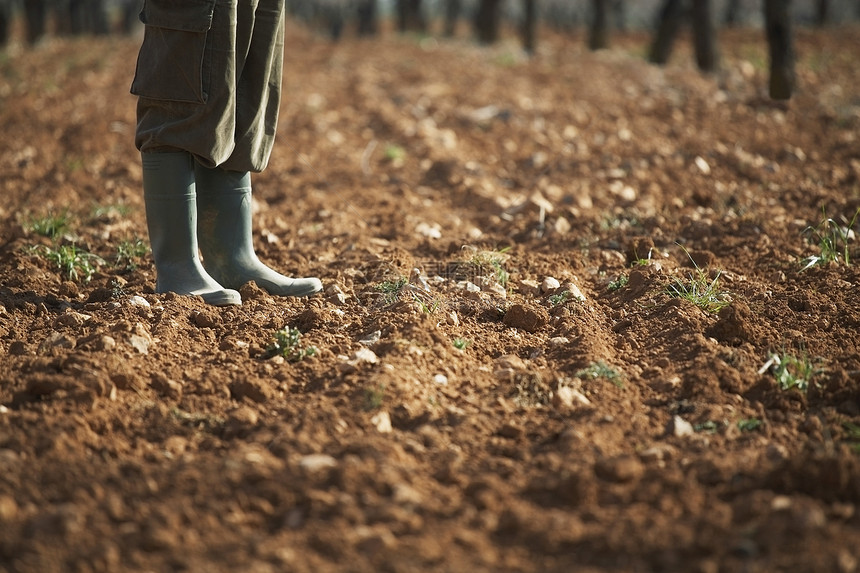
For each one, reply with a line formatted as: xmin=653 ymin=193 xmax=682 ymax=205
xmin=142 ymin=152 xmax=242 ymax=306
xmin=195 ymin=165 xmax=323 ymax=297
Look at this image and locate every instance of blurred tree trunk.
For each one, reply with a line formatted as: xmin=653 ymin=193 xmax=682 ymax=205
xmin=474 ymin=0 xmax=501 ymax=44
xmin=816 ymin=0 xmax=830 ymax=25
xmin=589 ymin=0 xmax=610 ymax=50
xmin=397 ymin=0 xmax=426 ymax=33
xmin=0 ymin=2 xmax=11 ymax=46
xmin=765 ymin=0 xmax=794 ymax=99
xmin=522 ymin=0 xmax=536 ymax=54
xmin=356 ymin=0 xmax=378 ymax=36
xmin=724 ymin=0 xmax=741 ymax=26
xmin=444 ymin=0 xmax=461 ymax=37
xmin=24 ymin=0 xmax=48 ymax=44
xmin=649 ymin=0 xmax=686 ymax=65
xmin=614 ymin=0 xmax=627 ymax=31
xmin=691 ymin=0 xmax=718 ymax=72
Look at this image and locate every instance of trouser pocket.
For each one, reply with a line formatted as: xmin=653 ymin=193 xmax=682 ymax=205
xmin=130 ymin=0 xmax=217 ymax=104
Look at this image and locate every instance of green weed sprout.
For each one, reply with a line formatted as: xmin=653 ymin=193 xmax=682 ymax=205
xmin=25 ymin=211 xmax=71 ymax=239
xmin=384 ymin=144 xmax=406 ymax=162
xmin=471 ymin=247 xmax=511 ymax=287
xmin=266 ymin=327 xmax=316 ymax=362
xmin=35 ymin=244 xmax=102 ymax=282
xmin=667 ymin=268 xmax=731 ymax=313
xmin=377 ymin=277 xmax=408 ymax=304
xmin=575 ymin=361 xmax=623 ymax=388
xmin=737 ymin=418 xmax=762 ymax=432
xmin=548 ymin=290 xmax=571 ymax=305
xmin=607 ymin=274 xmax=629 ymax=291
xmin=453 ymin=337 xmax=470 ymax=350
xmin=363 ymin=383 xmax=386 ymax=411
xmin=843 ymin=422 xmax=860 ymax=454
xmin=667 ymin=245 xmax=731 ymax=313
xmin=800 ymin=207 xmax=859 ymax=271
xmin=115 ymin=238 xmax=148 ymax=270
xmin=759 ymin=352 xmax=820 ymax=393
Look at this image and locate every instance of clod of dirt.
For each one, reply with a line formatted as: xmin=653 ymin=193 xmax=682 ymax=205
xmin=594 ymin=455 xmax=644 ymax=483
xmin=230 ymin=376 xmax=274 ymax=403
xmin=707 ymin=300 xmax=761 ymax=345
xmin=503 ymin=303 xmax=549 ymax=333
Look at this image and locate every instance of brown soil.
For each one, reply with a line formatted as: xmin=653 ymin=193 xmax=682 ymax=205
xmin=1 ymin=23 xmax=860 ymax=573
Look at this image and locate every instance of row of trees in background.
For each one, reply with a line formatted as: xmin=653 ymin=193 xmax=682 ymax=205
xmin=0 ymin=0 xmax=140 ymax=46
xmin=1 ymin=0 xmax=857 ymax=100
xmin=293 ymin=0 xmax=820 ymax=100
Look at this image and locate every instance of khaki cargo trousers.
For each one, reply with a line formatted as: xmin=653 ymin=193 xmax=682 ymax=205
xmin=131 ymin=0 xmax=284 ymax=172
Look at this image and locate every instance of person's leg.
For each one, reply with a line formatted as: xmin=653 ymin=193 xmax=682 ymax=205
xmin=142 ymin=151 xmax=241 ymax=306
xmin=195 ymin=0 xmax=321 ymax=297
xmin=195 ymin=164 xmax=322 ymax=297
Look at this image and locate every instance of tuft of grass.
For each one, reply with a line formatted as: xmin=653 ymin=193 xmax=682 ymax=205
xmin=363 ymin=383 xmax=386 ymax=411
xmin=34 ymin=244 xmax=102 ymax=282
xmin=760 ymin=351 xmax=821 ymax=393
xmin=384 ymin=144 xmax=406 ymax=162
xmin=575 ymin=361 xmax=623 ymax=388
xmin=737 ymin=418 xmax=763 ymax=432
xmin=266 ymin=327 xmax=317 ymax=362
xmin=470 ymin=247 xmax=511 ymax=287
xmin=800 ymin=208 xmax=859 ymax=271
xmin=412 ymin=293 xmax=440 ymax=314
xmin=843 ymin=422 xmax=860 ymax=454
xmin=24 ymin=211 xmax=71 ymax=239
xmin=115 ymin=238 xmax=148 ymax=270
xmin=667 ymin=268 xmax=730 ymax=313
xmin=513 ymin=371 xmax=552 ymax=407
xmin=452 ymin=337 xmax=470 ymax=351
xmin=377 ymin=276 xmax=408 ymax=304
xmin=608 ymin=274 xmax=629 ymax=291
xmin=548 ymin=290 xmax=572 ymax=306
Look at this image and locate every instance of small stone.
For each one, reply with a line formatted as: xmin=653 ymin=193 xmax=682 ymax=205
xmin=55 ymin=311 xmax=92 ymax=328
xmin=516 ymin=279 xmax=541 ymax=296
xmin=192 ymin=311 xmax=219 ymax=328
xmin=8 ymin=341 xmax=30 ymax=356
xmin=38 ymin=332 xmax=75 ymax=352
xmin=150 ymin=375 xmax=182 ymax=400
xmin=326 ymin=284 xmax=348 ymax=305
xmin=433 ymin=374 xmax=448 ymax=385
xmin=498 ymin=423 xmax=522 ymax=439
xmin=93 ymin=335 xmax=116 ymax=351
xmin=638 ymin=444 xmax=677 ymax=464
xmin=371 ymin=411 xmax=392 ymax=433
xmin=353 ymin=347 xmax=378 ymax=365
xmin=695 ymin=156 xmax=711 ymax=175
xmin=548 ymin=336 xmax=569 ymax=347
xmin=553 ymin=216 xmax=571 ymax=234
xmin=128 ymin=295 xmax=150 ymax=308
xmin=540 ymin=277 xmax=561 ymax=293
xmin=0 ymin=495 xmax=18 ymax=522
xmin=392 ymin=483 xmax=422 ymax=506
xmin=494 ymin=355 xmax=527 ymax=370
xmin=127 ymin=334 xmax=151 ymax=355
xmin=668 ymin=415 xmax=695 ymax=438
xmin=563 ymin=282 xmax=587 ymax=302
xmin=356 ymin=525 xmax=397 ymax=553
xmin=299 ymin=454 xmax=338 ymax=473
xmin=359 ymin=330 xmax=381 ymax=346
xmin=553 ymin=385 xmax=591 ymax=409
xmin=594 ymin=455 xmax=644 ymax=483
xmin=230 ymin=377 xmax=273 ymax=403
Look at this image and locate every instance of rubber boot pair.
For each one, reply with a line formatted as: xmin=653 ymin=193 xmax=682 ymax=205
xmin=141 ymin=151 xmax=322 ymax=306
